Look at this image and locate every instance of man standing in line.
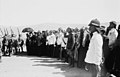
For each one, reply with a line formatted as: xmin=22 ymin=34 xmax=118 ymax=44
xmin=64 ymin=27 xmax=75 ymax=67
xmin=85 ymin=19 xmax=103 ymax=77
xmin=18 ymin=34 xmax=24 ymax=52
xmin=0 ymin=35 xmax=3 ymax=62
xmin=104 ymin=21 xmax=118 ymax=76
xmin=56 ymin=28 xmax=64 ymax=60
xmin=46 ymin=31 xmax=56 ymax=57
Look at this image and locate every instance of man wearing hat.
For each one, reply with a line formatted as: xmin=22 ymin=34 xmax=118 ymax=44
xmin=85 ymin=19 xmax=103 ymax=77
xmin=104 ymin=21 xmax=118 ymax=76
xmin=107 ymin=21 xmax=118 ymax=47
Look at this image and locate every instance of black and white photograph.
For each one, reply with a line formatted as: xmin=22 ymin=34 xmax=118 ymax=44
xmin=0 ymin=0 xmax=120 ymax=77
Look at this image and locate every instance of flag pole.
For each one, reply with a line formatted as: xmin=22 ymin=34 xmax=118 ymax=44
xmin=6 ymin=28 xmax=9 ymax=35
xmin=4 ymin=28 xmax=6 ymax=35
xmin=0 ymin=28 xmax=3 ymax=35
xmin=17 ymin=27 xmax=20 ymax=36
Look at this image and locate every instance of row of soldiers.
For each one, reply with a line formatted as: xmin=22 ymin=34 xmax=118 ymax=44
xmin=25 ymin=19 xmax=120 ymax=77
xmin=0 ymin=33 xmax=24 ymax=60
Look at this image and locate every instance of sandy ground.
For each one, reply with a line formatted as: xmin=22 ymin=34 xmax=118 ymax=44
xmin=0 ymin=54 xmax=92 ymax=77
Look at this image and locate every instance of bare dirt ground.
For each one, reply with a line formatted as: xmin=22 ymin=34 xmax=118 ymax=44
xmin=0 ymin=53 xmax=92 ymax=77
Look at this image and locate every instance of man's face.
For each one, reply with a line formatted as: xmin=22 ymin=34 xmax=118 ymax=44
xmin=109 ymin=23 xmax=115 ymax=28
xmin=89 ymin=25 xmax=95 ymax=33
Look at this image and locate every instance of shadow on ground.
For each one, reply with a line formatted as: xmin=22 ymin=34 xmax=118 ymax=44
xmin=31 ymin=57 xmax=92 ymax=77
xmin=13 ymin=52 xmax=92 ymax=77
xmin=13 ymin=52 xmax=39 ymax=58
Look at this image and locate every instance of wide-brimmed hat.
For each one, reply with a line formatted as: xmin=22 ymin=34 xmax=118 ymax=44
xmin=88 ymin=19 xmax=100 ymax=27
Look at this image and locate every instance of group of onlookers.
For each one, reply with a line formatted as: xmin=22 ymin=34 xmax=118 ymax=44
xmin=0 ymin=34 xmax=24 ymax=62
xmin=1 ymin=19 xmax=120 ymax=77
xmin=25 ymin=19 xmax=120 ymax=77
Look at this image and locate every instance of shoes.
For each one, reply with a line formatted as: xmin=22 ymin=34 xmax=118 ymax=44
xmin=85 ymin=65 xmax=88 ymax=71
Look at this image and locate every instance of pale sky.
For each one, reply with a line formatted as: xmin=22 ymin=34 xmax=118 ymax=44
xmin=0 ymin=0 xmax=120 ymax=26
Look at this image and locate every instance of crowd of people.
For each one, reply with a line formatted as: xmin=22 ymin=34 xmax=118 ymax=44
xmin=25 ymin=19 xmax=120 ymax=77
xmin=0 ymin=33 xmax=24 ymax=60
xmin=1 ymin=19 xmax=120 ymax=77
